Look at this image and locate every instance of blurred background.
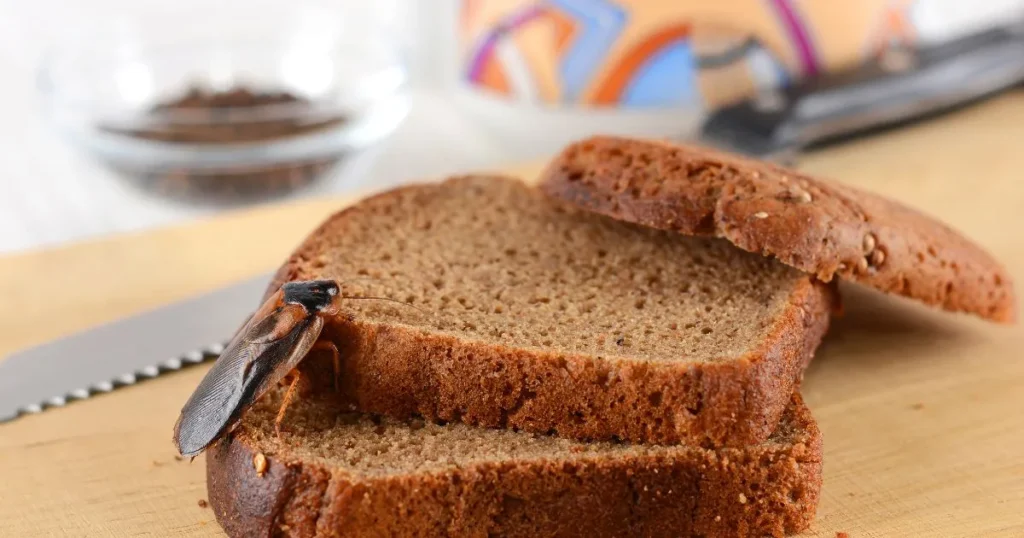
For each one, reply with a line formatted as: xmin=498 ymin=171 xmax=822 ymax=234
xmin=1 ymin=0 xmax=1023 ymax=254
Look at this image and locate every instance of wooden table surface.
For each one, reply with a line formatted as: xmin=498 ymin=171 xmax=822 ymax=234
xmin=2 ymin=96 xmax=1024 ymax=537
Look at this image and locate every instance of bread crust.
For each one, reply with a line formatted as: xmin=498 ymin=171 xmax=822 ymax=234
xmin=539 ymin=136 xmax=1016 ymax=323
xmin=207 ymin=394 xmax=822 ymax=538
xmin=266 ymin=177 xmax=837 ymax=447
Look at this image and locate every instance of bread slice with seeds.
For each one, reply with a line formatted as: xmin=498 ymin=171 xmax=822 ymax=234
xmin=267 ymin=175 xmax=835 ymax=447
xmin=207 ymin=389 xmax=822 ymax=538
xmin=539 ymin=136 xmax=1015 ymax=323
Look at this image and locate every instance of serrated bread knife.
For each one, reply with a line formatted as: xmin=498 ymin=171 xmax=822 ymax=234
xmin=0 ymin=272 xmax=272 ymax=422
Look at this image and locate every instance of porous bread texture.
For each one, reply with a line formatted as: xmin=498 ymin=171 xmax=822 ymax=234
xmin=540 ymin=136 xmax=1015 ymax=323
xmin=207 ymin=390 xmax=822 ymax=538
xmin=267 ymin=176 xmax=836 ymax=447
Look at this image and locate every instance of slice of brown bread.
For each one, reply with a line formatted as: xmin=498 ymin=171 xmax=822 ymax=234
xmin=207 ymin=389 xmax=822 ymax=538
xmin=539 ymin=136 xmax=1016 ymax=323
xmin=267 ymin=175 xmax=836 ymax=447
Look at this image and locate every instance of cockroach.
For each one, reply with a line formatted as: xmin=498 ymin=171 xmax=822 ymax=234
xmin=173 ymin=279 xmax=416 ymax=458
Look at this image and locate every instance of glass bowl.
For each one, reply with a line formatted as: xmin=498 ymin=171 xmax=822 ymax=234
xmin=37 ymin=2 xmax=410 ymax=204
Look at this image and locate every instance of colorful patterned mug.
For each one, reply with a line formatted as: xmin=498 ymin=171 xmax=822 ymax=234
xmin=458 ymin=0 xmax=1019 ymax=112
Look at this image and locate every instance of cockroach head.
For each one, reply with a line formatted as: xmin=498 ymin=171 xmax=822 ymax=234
xmin=282 ymin=280 xmax=339 ymax=312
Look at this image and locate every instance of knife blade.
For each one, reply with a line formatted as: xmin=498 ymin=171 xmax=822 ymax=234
xmin=698 ymin=23 xmax=1024 ymax=162
xmin=0 ymin=272 xmax=273 ymax=422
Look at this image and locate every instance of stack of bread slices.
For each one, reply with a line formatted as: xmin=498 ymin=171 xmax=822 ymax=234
xmin=205 ymin=136 xmax=1014 ymax=537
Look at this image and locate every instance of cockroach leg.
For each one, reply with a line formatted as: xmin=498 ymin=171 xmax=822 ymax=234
xmin=312 ymin=340 xmax=342 ymax=392
xmin=275 ymin=374 xmax=303 ymax=439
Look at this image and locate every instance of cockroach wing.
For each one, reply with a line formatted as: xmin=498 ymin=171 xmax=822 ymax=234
xmin=236 ymin=315 xmax=324 ymax=417
xmin=173 ymin=305 xmax=324 ymax=457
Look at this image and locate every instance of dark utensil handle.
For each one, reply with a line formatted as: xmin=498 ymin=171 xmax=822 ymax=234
xmin=700 ymin=24 xmax=1024 ymax=158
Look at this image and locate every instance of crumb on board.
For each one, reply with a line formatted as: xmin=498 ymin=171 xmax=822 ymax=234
xmin=837 ymin=532 xmax=850 ymax=538
xmin=198 ymin=499 xmax=209 ymax=508
xmin=911 ymin=403 xmax=925 ymax=410
xmin=152 ymin=460 xmax=164 ymax=467
xmin=253 ymin=452 xmax=268 ymax=477
xmin=174 ymin=455 xmax=184 ymax=462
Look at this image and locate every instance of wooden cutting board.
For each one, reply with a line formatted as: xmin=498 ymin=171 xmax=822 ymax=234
xmin=2 ymin=95 xmax=1023 ymax=538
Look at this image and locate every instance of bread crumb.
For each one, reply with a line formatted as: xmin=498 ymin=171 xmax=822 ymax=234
xmin=738 ymin=493 xmax=747 ymax=504
xmin=152 ymin=460 xmax=164 ymax=467
xmin=752 ymin=212 xmax=769 ymax=219
xmin=837 ymin=532 xmax=850 ymax=538
xmin=173 ymin=455 xmax=184 ymax=462
xmin=253 ymin=452 xmax=268 ymax=477
xmin=911 ymin=403 xmax=925 ymax=410
xmin=197 ymin=499 xmax=208 ymax=508
xmin=714 ymin=515 xmax=721 ymax=522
